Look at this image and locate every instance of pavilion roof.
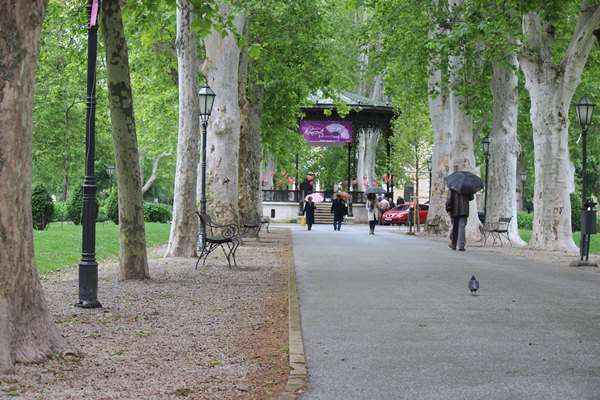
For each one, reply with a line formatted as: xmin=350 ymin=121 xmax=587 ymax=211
xmin=305 ymin=90 xmax=394 ymax=113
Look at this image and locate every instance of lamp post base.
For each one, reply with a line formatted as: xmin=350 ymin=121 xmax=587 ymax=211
xmin=75 ymin=300 xmax=103 ymax=309
xmin=570 ymin=260 xmax=599 ymax=268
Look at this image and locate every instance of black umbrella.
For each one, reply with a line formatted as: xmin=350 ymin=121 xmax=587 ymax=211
xmin=365 ymin=187 xmax=386 ymax=195
xmin=446 ymin=171 xmax=484 ymax=195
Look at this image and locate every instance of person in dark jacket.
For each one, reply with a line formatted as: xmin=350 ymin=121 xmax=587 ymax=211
xmin=331 ymin=193 xmax=348 ymax=231
xmin=446 ymin=189 xmax=474 ymax=251
xmin=303 ymin=196 xmax=316 ymax=231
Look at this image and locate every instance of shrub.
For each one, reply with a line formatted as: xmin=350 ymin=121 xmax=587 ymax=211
xmin=571 ymin=191 xmax=582 ymax=232
xmin=143 ymin=202 xmax=172 ymax=223
xmin=52 ymin=201 xmax=68 ymax=222
xmin=67 ymin=186 xmax=84 ymax=225
xmin=67 ymin=185 xmax=99 ymax=225
xmin=142 ymin=202 xmax=170 ymax=223
xmin=32 ymin=185 xmax=54 ymax=230
xmin=106 ymin=186 xmax=119 ymax=225
xmin=517 ymin=212 xmax=533 ymax=230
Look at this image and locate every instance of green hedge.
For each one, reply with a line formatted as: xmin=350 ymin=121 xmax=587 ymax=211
xmin=32 ymin=185 xmax=54 ymax=230
xmin=517 ymin=212 xmax=533 ymax=230
xmin=105 ymin=186 xmax=119 ymax=224
xmin=144 ymin=202 xmax=172 ymax=223
xmin=67 ymin=186 xmax=99 ymax=224
xmin=52 ymin=201 xmax=68 ymax=222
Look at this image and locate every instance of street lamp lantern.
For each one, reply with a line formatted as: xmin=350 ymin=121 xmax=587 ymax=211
xmin=198 ymin=84 xmax=216 ymax=123
xmin=576 ymin=96 xmax=594 ymax=129
xmin=520 ymin=171 xmax=527 ymax=183
xmin=427 ymin=157 xmax=432 ymax=172
xmin=198 ymin=82 xmax=216 ymax=253
xmin=482 ymin=137 xmax=491 ymax=156
xmin=106 ymin=165 xmax=115 ymax=177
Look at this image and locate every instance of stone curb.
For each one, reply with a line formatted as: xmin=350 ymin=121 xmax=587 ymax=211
xmin=278 ymin=235 xmax=308 ymax=399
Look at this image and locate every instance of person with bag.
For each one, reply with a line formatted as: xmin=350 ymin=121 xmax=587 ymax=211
xmin=331 ymin=193 xmax=347 ymax=231
xmin=366 ymin=193 xmax=381 ymax=235
xmin=303 ymin=196 xmax=316 ymax=231
xmin=445 ymin=189 xmax=474 ymax=251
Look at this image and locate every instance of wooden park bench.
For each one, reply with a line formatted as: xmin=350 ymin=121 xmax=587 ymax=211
xmin=195 ymin=212 xmax=242 ymax=269
xmin=482 ymin=217 xmax=513 ymax=247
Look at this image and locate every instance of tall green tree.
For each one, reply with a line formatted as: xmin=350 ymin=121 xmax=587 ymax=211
xmin=0 ymin=0 xmax=64 ymax=373
xmin=102 ymin=0 xmax=149 ymax=279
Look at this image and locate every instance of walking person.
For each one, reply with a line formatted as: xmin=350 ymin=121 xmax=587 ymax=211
xmin=366 ymin=193 xmax=381 ymax=235
xmin=331 ymin=193 xmax=347 ymax=231
xmin=445 ymin=189 xmax=474 ymax=251
xmin=303 ymin=196 xmax=316 ymax=231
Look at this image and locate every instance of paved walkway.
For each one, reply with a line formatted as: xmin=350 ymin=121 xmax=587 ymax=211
xmin=291 ymin=224 xmax=600 ymax=400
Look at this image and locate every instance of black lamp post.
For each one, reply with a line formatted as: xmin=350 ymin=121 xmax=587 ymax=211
xmin=575 ymin=96 xmax=596 ymax=266
xmin=77 ymin=0 xmax=101 ymax=308
xmin=427 ymin=156 xmax=432 ymax=204
xmin=482 ymin=137 xmax=491 ymax=223
xmin=519 ymin=171 xmax=527 ymax=211
xmin=198 ymin=83 xmax=216 ymax=250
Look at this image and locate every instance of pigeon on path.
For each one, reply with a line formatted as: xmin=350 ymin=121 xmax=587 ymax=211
xmin=468 ymin=275 xmax=479 ymax=295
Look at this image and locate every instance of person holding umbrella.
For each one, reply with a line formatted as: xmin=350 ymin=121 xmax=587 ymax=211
xmin=445 ymin=171 xmax=483 ymax=251
xmin=303 ymin=196 xmax=316 ymax=231
xmin=365 ymin=187 xmax=385 ymax=235
xmin=331 ymin=193 xmax=348 ymax=231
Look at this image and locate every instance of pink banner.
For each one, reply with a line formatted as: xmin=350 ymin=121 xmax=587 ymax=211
xmin=300 ymin=120 xmax=352 ymax=144
xmin=89 ymin=0 xmax=99 ymax=27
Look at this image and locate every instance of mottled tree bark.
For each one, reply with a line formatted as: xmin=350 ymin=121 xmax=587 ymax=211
xmin=102 ymin=0 xmax=149 ymax=280
xmin=448 ymin=0 xmax=481 ymax=241
xmin=202 ymin=4 xmax=245 ymax=224
xmin=426 ymin=62 xmax=451 ymax=233
xmin=356 ymin=74 xmax=385 ymax=191
xmin=0 ymin=0 xmax=64 ymax=373
xmin=238 ymin=31 xmax=263 ymax=226
xmin=487 ymin=55 xmax=525 ymax=245
xmin=356 ymin=127 xmax=382 ymax=191
xmin=519 ymin=6 xmax=599 ymax=252
xmin=166 ymin=0 xmax=200 ymax=258
xmin=261 ymin=154 xmax=275 ymax=190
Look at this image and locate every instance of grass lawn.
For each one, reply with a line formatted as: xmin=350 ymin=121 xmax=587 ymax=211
xmin=34 ymin=222 xmax=171 ymax=274
xmin=519 ymin=229 xmax=600 ymax=254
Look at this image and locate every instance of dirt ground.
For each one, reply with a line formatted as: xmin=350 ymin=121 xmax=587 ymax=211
xmin=2 ymin=229 xmax=291 ymax=400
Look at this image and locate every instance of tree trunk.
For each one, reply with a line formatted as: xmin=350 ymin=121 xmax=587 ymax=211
xmin=0 ymin=0 xmax=65 ymax=373
xmin=62 ymin=153 xmax=69 ymax=201
xmin=261 ymin=154 xmax=275 ymax=190
xmin=448 ymin=0 xmax=481 ymax=241
xmin=356 ymin=127 xmax=382 ymax=191
xmin=238 ymin=32 xmax=263 ymax=226
xmin=102 ymin=0 xmax=149 ymax=280
xmin=202 ymin=5 xmax=245 ymax=224
xmin=487 ymin=55 xmax=525 ymax=245
xmin=165 ymin=0 xmax=199 ymax=258
xmin=519 ymin=7 xmax=599 ymax=252
xmin=141 ymin=152 xmax=170 ymax=194
xmin=516 ymin=155 xmax=526 ymax=212
xmin=426 ymin=63 xmax=451 ymax=232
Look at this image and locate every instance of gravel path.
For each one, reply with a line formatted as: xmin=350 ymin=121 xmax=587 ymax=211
xmin=294 ymin=224 xmax=600 ymax=400
xmin=3 ymin=228 xmax=291 ymax=400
